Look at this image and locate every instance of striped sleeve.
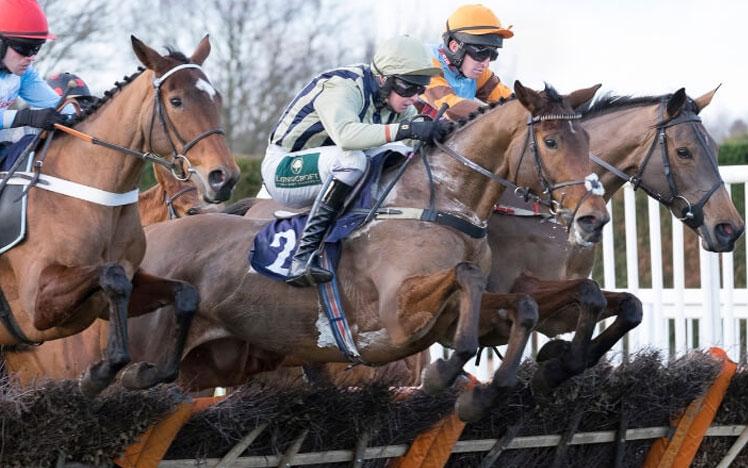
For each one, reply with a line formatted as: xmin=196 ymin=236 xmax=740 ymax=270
xmin=476 ymin=69 xmax=512 ymax=103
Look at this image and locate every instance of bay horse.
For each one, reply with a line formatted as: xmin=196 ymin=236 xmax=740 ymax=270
xmin=124 ymin=82 xmax=609 ymax=419
xmin=170 ymin=87 xmax=742 ymax=420
xmin=0 ymin=35 xmax=239 ymax=395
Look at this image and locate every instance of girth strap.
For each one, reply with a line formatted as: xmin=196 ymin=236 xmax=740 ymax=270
xmin=375 ymin=207 xmax=487 ymax=238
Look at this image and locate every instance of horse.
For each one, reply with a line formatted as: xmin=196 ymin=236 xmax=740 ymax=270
xmin=138 ymin=162 xmax=221 ymax=225
xmin=173 ymin=87 xmax=743 ymax=420
xmin=0 ymin=36 xmax=239 ymax=395
xmin=123 ymin=82 xmax=609 ymax=419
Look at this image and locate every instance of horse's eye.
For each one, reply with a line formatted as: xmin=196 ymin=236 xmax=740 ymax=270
xmin=676 ymin=147 xmax=692 ymax=159
xmin=170 ymin=97 xmax=183 ymax=107
xmin=544 ymin=138 xmax=558 ymax=149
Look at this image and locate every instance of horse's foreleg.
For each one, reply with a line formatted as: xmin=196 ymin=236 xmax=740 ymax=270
xmin=529 ymin=278 xmax=606 ymax=394
xmin=585 ymin=291 xmax=642 ymax=365
xmin=119 ymin=270 xmax=198 ymax=390
xmin=79 ymin=263 xmax=132 ymax=397
xmin=422 ymin=262 xmax=485 ymax=394
xmin=457 ymin=293 xmax=537 ymax=422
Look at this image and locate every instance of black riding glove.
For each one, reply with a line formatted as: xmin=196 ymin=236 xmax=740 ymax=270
xmin=395 ymin=119 xmax=449 ymax=142
xmin=10 ymin=108 xmax=65 ymax=130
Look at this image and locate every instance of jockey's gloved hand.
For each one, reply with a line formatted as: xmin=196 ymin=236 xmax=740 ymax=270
xmin=10 ymin=108 xmax=66 ymax=130
xmin=395 ymin=119 xmax=450 ymax=142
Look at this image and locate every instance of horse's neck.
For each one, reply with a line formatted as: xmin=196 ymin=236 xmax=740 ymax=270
xmin=398 ymin=106 xmax=519 ymax=221
xmin=45 ymin=76 xmax=152 ymax=193
xmin=138 ymin=184 xmax=168 ymax=226
xmin=584 ymin=105 xmax=659 ymax=201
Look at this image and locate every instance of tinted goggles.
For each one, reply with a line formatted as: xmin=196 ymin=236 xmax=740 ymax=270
xmin=6 ymin=39 xmax=44 ymax=57
xmin=391 ymin=77 xmax=426 ymax=97
xmin=463 ymin=43 xmax=499 ymax=62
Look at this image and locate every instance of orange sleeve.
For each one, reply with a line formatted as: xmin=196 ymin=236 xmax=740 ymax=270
xmin=476 ymin=68 xmax=512 ymax=103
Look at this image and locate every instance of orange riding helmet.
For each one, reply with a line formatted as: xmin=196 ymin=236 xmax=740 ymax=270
xmin=443 ymin=4 xmax=512 ymax=66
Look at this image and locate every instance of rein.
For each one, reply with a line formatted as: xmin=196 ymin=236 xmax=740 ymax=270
xmin=590 ymin=100 xmax=721 ymax=229
xmin=163 ymin=185 xmax=197 ymax=219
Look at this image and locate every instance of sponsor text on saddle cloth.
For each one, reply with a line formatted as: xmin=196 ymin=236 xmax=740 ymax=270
xmin=250 ymin=143 xmax=412 ymax=361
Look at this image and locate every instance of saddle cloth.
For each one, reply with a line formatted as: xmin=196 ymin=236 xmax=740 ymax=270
xmin=0 ymin=134 xmax=38 ymax=254
xmin=249 ymin=144 xmax=409 ymax=281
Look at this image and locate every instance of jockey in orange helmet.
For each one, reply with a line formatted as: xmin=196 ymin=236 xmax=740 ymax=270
xmin=0 ymin=0 xmax=66 ymax=130
xmin=419 ymin=4 xmax=514 ymax=121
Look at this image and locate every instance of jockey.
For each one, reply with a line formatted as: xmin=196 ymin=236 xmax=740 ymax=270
xmin=0 ymin=0 xmax=66 ymax=131
xmin=262 ymin=35 xmax=447 ymax=287
xmin=419 ymin=4 xmax=514 ymax=121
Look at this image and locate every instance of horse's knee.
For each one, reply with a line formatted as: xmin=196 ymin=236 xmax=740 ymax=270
xmin=619 ymin=293 xmax=643 ymax=328
xmin=577 ymin=279 xmax=606 ymax=312
xmin=515 ymin=295 xmax=538 ymax=330
xmin=99 ymin=263 xmax=132 ymax=297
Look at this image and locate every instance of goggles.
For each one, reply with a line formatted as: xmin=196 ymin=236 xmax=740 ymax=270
xmin=6 ymin=39 xmax=44 ymax=57
xmin=391 ymin=77 xmax=426 ymax=97
xmin=463 ymin=43 xmax=499 ymax=62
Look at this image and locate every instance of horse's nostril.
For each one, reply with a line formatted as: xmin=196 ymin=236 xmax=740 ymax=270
xmin=576 ymin=215 xmax=600 ymax=233
xmin=208 ymin=169 xmax=226 ymax=190
xmin=715 ymin=223 xmax=742 ymax=244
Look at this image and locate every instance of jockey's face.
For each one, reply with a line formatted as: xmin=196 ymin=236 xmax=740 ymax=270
xmin=449 ymin=39 xmax=491 ymax=80
xmin=386 ymin=90 xmax=418 ymax=113
xmin=2 ymin=45 xmax=36 ymax=76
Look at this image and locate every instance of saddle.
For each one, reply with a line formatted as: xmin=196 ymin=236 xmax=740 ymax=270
xmin=0 ymin=133 xmax=41 ymax=254
xmin=249 ymin=144 xmax=409 ymax=281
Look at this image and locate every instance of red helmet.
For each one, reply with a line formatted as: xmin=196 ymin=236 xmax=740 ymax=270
xmin=0 ymin=0 xmax=56 ymax=40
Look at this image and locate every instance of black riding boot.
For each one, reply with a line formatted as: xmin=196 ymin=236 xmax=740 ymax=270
xmin=286 ymin=178 xmax=352 ymax=287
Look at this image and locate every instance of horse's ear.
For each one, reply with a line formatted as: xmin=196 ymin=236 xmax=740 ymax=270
xmin=131 ymin=35 xmax=168 ymax=73
xmin=153 ymin=162 xmax=169 ymax=187
xmin=514 ymin=80 xmax=544 ymax=115
xmin=693 ymin=84 xmax=721 ymax=114
xmin=666 ymin=88 xmax=687 ymax=118
xmin=191 ymin=34 xmax=211 ymax=66
xmin=566 ymin=84 xmax=602 ymax=110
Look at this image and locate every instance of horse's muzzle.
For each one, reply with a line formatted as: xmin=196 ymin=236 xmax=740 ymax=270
xmin=574 ymin=213 xmax=610 ymax=244
xmin=207 ymin=167 xmax=238 ymax=203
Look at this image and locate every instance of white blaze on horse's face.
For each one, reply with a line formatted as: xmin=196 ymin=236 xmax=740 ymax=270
xmin=195 ymin=78 xmax=217 ymax=100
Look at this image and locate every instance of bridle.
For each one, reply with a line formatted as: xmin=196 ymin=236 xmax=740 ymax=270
xmin=163 ymin=185 xmax=197 ymax=219
xmin=147 ymin=63 xmax=225 ymax=181
xmin=590 ymin=99 xmax=721 ymax=229
xmin=434 ymin=112 xmax=605 ymax=230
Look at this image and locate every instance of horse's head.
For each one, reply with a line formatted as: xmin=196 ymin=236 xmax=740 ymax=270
xmin=634 ymin=88 xmax=743 ymax=252
xmin=513 ymin=81 xmax=610 ymax=245
xmin=152 ymin=163 xmax=219 ymax=218
xmin=131 ymin=35 xmax=240 ymax=203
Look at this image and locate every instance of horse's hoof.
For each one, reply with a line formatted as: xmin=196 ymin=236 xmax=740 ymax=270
xmin=79 ymin=362 xmax=110 ymax=398
xmin=536 ymin=339 xmax=571 ymax=363
xmin=456 ymin=384 xmax=492 ymax=423
xmin=120 ymin=362 xmax=162 ymax=390
xmin=421 ymin=359 xmax=454 ymax=394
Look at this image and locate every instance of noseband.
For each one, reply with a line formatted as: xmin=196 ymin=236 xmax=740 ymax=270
xmin=590 ymin=99 xmax=721 ymax=229
xmin=148 ymin=64 xmax=225 ymax=181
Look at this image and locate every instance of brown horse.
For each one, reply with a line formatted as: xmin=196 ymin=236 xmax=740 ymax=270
xmin=0 ymin=36 xmax=239 ymax=395
xmin=124 ymin=82 xmax=608 ymax=419
xmin=185 ymin=87 xmax=743 ymax=419
xmin=138 ymin=163 xmax=220 ymax=225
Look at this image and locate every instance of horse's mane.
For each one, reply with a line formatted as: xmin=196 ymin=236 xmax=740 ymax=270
xmin=73 ymin=48 xmax=191 ymax=125
xmin=578 ymin=92 xmax=699 ymax=118
xmin=436 ymin=83 xmax=566 ymax=142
